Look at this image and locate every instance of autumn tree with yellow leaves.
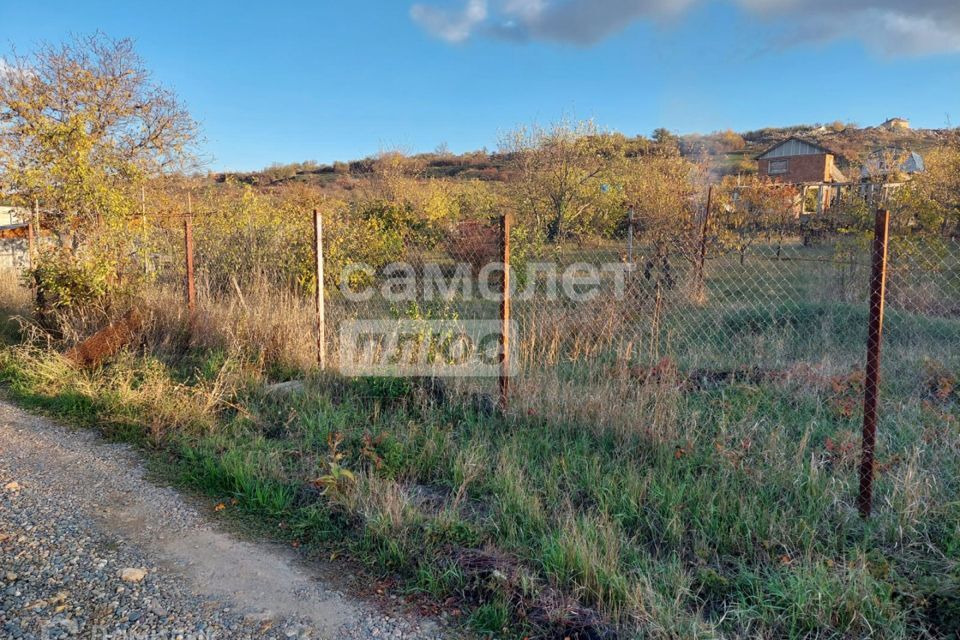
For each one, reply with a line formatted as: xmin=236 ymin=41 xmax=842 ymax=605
xmin=0 ymin=34 xmax=199 ymax=248
xmin=0 ymin=34 xmax=199 ymax=315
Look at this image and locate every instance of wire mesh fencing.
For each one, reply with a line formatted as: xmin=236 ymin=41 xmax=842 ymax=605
xmin=325 ymin=215 xmax=507 ymax=404
xmin=118 ymin=197 xmax=960 ymax=522
xmin=133 ymin=202 xmax=960 ymax=436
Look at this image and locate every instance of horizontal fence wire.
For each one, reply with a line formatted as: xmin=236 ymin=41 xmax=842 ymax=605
xmin=136 ymin=205 xmax=960 ymax=428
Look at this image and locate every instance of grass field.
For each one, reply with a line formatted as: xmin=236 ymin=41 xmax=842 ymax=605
xmin=1 ymin=236 xmax=959 ymax=638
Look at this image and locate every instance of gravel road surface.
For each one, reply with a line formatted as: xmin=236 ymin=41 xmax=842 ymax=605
xmin=0 ymin=401 xmax=450 ymax=640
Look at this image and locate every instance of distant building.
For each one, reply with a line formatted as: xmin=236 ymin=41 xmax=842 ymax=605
xmin=0 ymin=206 xmax=26 ymax=227
xmin=860 ymin=148 xmax=925 ymax=180
xmin=0 ymin=206 xmax=31 ymax=271
xmin=756 ymin=137 xmax=846 ymax=184
xmin=879 ymin=117 xmax=911 ymax=130
xmin=856 ymin=148 xmax=924 ymax=205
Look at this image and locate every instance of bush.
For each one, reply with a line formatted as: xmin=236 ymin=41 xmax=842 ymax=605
xmin=25 ymin=249 xmax=112 ymax=311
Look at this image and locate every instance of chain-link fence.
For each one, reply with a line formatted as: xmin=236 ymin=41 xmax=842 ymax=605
xmin=14 ymin=190 xmax=956 ymax=635
xmin=136 ymin=203 xmax=960 ymax=449
xmin=142 ymin=202 xmax=960 ymax=402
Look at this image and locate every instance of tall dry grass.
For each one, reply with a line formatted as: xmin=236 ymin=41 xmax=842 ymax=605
xmin=3 ymin=242 xmax=959 ymax=637
xmin=0 ymin=271 xmax=33 ymax=343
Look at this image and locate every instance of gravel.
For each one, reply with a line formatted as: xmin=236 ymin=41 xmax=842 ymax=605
xmin=0 ymin=401 xmax=453 ymax=639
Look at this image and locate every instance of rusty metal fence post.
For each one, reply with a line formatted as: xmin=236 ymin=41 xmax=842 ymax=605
xmin=499 ymin=213 xmax=512 ymax=411
xmin=26 ymin=222 xmax=34 ymax=268
xmin=694 ymin=184 xmax=714 ymax=302
xmin=141 ymin=185 xmax=149 ymax=275
xmin=858 ymin=208 xmax=890 ymax=518
xmin=184 ymin=214 xmax=196 ymax=315
xmin=313 ymin=209 xmax=326 ymax=370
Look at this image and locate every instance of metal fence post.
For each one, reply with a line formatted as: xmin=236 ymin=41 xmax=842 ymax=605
xmin=184 ymin=214 xmax=196 ymax=315
xmin=695 ymin=184 xmax=714 ymax=302
xmin=858 ymin=208 xmax=890 ymax=519
xmin=314 ymin=209 xmax=326 ymax=370
xmin=27 ymin=222 xmax=34 ymax=268
xmin=626 ymin=207 xmax=635 ymax=264
xmin=141 ymin=184 xmax=149 ymax=274
xmin=499 ymin=213 xmax=512 ymax=411
xmin=29 ymin=199 xmax=42 ymax=318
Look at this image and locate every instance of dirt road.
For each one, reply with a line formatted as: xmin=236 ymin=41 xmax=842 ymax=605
xmin=0 ymin=401 xmax=447 ymax=639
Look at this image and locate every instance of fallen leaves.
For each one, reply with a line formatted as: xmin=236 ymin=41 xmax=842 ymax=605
xmin=828 ymin=369 xmax=865 ymax=419
xmin=214 ymin=498 xmax=238 ymax=512
xmin=933 ymin=375 xmax=956 ymax=401
xmin=823 ymin=432 xmax=859 ymax=470
xmin=923 ymin=359 xmax=958 ymax=404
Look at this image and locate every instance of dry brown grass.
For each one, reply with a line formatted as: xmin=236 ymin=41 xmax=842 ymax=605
xmin=0 ymin=272 xmax=31 ymax=311
xmin=0 ymin=273 xmax=33 ymax=343
xmin=105 ymin=276 xmax=320 ymax=376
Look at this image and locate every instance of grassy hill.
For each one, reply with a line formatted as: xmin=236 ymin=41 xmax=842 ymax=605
xmin=216 ymin=122 xmax=959 ymax=189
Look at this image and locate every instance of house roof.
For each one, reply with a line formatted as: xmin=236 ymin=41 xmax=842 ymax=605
xmin=860 ymin=149 xmax=925 ymax=178
xmin=755 ymin=136 xmax=842 ymax=160
xmin=881 ymin=117 xmax=910 ymax=126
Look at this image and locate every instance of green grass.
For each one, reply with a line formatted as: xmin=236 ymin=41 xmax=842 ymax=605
xmin=2 ymin=237 xmax=959 ymax=638
xmin=1 ymin=335 xmax=958 ymax=639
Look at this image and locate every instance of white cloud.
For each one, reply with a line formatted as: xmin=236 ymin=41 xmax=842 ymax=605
xmin=0 ymin=57 xmax=33 ymax=82
xmin=502 ymin=0 xmax=545 ymax=21
xmin=735 ymin=0 xmax=960 ymax=55
xmin=410 ymin=0 xmax=960 ymax=55
xmin=410 ymin=0 xmax=489 ymax=44
xmin=875 ymin=12 xmax=960 ymax=54
xmin=509 ymin=0 xmax=696 ymax=45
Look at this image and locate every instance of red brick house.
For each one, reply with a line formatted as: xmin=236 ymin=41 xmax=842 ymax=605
xmin=756 ymin=137 xmax=846 ymax=184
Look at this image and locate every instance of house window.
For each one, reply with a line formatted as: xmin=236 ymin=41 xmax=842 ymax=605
xmin=768 ymin=159 xmax=789 ymax=175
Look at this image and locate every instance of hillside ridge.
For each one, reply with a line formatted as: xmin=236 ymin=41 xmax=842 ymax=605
xmin=218 ymin=122 xmax=958 ymax=188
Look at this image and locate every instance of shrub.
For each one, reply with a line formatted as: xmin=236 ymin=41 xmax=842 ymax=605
xmin=23 ymin=246 xmax=142 ymax=327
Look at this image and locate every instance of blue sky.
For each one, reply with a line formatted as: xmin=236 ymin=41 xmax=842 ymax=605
xmin=2 ymin=1 xmax=958 ymax=171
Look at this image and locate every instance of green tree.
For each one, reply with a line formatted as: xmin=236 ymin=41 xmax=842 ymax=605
xmin=0 ymin=34 xmax=199 ymax=248
xmin=895 ymin=144 xmax=960 ymax=238
xmin=651 ymin=128 xmax=681 ymax=157
xmin=625 ymin=156 xmax=701 ymax=288
xmin=502 ymin=120 xmax=624 ymax=243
